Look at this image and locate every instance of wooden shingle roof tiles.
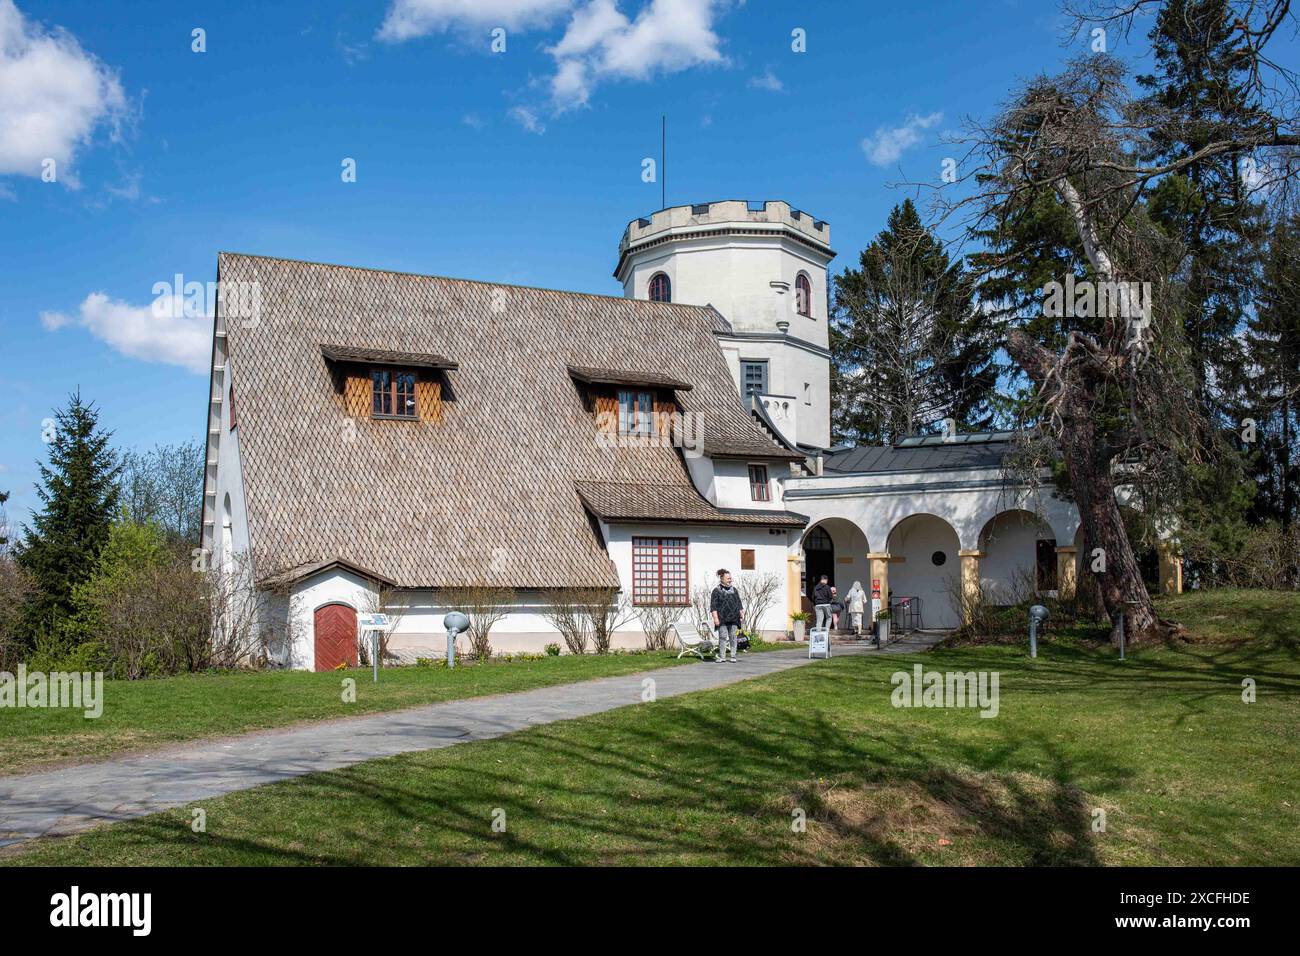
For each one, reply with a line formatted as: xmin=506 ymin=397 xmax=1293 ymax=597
xmin=218 ymin=253 xmax=803 ymax=589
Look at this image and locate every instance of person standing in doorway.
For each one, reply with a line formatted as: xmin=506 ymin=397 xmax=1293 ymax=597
xmin=813 ymin=574 xmax=834 ymax=630
xmin=710 ymin=568 xmax=743 ymax=663
xmin=845 ymin=581 xmax=867 ymax=637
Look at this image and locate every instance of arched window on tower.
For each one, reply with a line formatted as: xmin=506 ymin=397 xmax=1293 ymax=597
xmin=649 ymin=272 xmax=671 ymax=303
xmin=795 ymin=273 xmax=812 ymax=317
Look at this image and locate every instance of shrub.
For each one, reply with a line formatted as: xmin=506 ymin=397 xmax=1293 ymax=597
xmin=734 ymin=571 xmax=781 ymax=634
xmin=544 ymin=588 xmax=631 ymax=655
xmin=0 ymin=555 xmax=34 ymax=672
xmin=89 ymin=559 xmax=209 ymax=679
xmin=1181 ymin=522 xmax=1300 ymax=590
xmin=440 ymin=585 xmax=514 ymax=661
xmin=635 ymin=602 xmax=684 ymax=651
xmin=25 ymin=633 xmax=110 ymax=675
xmin=544 ymin=642 xmax=561 ymax=656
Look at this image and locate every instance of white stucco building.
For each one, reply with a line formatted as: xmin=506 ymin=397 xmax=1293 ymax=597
xmin=200 ymin=199 xmax=1180 ymax=670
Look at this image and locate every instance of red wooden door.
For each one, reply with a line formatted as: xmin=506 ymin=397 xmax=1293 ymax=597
xmin=314 ymin=603 xmax=357 ymax=672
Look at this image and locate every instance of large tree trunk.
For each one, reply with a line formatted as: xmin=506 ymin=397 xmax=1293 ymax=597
xmin=1007 ymin=329 xmax=1161 ymax=644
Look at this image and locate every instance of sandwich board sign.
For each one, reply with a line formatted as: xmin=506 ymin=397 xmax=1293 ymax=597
xmin=808 ymin=626 xmax=831 ymax=659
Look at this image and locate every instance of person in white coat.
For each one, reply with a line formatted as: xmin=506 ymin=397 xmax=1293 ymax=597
xmin=845 ymin=581 xmax=867 ymax=636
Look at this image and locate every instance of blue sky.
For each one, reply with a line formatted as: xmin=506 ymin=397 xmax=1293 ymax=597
xmin=0 ymin=0 xmax=1189 ymax=526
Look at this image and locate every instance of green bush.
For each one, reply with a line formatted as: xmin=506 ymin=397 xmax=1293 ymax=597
xmin=25 ymin=633 xmax=111 ymax=675
xmin=63 ymin=521 xmax=172 ymax=649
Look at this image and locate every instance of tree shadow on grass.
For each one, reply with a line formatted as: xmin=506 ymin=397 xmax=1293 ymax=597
xmin=16 ymin=638 xmax=1281 ymax=867
xmin=22 ymin=684 xmax=1129 ymax=867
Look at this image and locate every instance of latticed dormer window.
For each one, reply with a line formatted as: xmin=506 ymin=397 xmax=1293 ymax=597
xmin=372 ymin=368 xmax=417 ymax=419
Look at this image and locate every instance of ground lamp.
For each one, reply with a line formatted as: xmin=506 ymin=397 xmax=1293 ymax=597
xmin=1028 ymin=604 xmax=1049 ymax=658
xmin=443 ymin=611 xmax=470 ymax=669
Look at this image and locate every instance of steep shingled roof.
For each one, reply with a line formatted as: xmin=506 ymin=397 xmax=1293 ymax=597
xmin=574 ymin=481 xmax=807 ymax=528
xmin=217 ymin=253 xmax=801 ymax=589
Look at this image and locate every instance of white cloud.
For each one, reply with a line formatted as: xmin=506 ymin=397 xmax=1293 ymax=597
xmin=549 ymin=56 xmax=592 ymax=107
xmin=37 ymin=308 xmax=68 ymax=330
xmin=377 ymin=0 xmax=573 ymax=41
xmin=508 ymin=105 xmax=546 ymax=134
xmin=378 ymin=0 xmax=727 ymax=113
xmin=462 ymin=112 xmax=485 ymax=129
xmin=862 ymin=111 xmax=943 ymax=168
xmin=40 ymin=292 xmax=210 ymax=374
xmin=748 ymin=67 xmax=781 ymax=92
xmin=546 ymin=0 xmax=726 ymax=111
xmin=0 ymin=0 xmax=127 ymax=186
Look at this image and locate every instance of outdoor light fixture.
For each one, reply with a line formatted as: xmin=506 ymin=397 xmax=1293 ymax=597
xmin=1028 ymin=604 xmax=1049 ymax=658
xmin=443 ymin=611 xmax=470 ymax=669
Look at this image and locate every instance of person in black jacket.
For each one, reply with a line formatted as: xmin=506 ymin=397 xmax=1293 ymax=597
xmin=813 ymin=575 xmax=834 ymax=630
xmin=709 ymin=568 xmax=743 ymax=663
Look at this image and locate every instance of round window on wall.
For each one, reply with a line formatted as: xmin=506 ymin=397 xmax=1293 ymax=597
xmin=931 ymin=550 xmax=947 ymax=567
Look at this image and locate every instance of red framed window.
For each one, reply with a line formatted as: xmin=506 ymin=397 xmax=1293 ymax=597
xmin=795 ymin=273 xmax=812 ymax=317
xmin=371 ymin=368 xmax=418 ymax=419
xmin=632 ymin=536 xmax=689 ymax=605
xmin=648 ymin=272 xmax=671 ymax=303
xmin=748 ymin=464 xmax=770 ymax=501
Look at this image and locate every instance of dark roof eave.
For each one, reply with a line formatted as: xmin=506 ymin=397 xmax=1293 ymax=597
xmin=321 ymin=344 xmax=458 ymax=371
xmin=594 ymin=512 xmax=807 ymax=529
xmin=705 ymin=446 xmax=806 ymax=462
xmin=567 ymin=364 xmax=693 ymax=392
xmin=263 ymin=557 xmax=399 ymax=589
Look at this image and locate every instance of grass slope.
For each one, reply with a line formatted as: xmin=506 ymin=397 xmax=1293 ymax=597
xmin=0 ymin=653 xmax=697 ymax=775
xmin=4 ymin=590 xmax=1296 ymax=866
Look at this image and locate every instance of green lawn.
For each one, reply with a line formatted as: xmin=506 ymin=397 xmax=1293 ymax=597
xmin=4 ymin=590 xmax=1296 ymax=866
xmin=0 ymin=652 xmax=701 ymax=775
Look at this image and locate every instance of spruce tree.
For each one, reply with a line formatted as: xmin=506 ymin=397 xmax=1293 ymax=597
xmin=831 ymin=200 xmax=998 ymax=445
xmin=17 ymin=392 xmax=120 ymax=635
xmin=1246 ymin=214 xmax=1300 ymax=529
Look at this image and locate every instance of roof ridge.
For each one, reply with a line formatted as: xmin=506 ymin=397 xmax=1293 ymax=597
xmin=217 ymin=251 xmax=724 ymax=314
xmin=575 ymin=478 xmax=695 ymax=488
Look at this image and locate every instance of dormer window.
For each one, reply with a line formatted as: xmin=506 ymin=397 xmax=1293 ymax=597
xmin=372 ymin=368 xmax=418 ymax=419
xmin=748 ymin=464 xmax=770 ymax=501
xmin=649 ymin=272 xmax=671 ymax=303
xmin=795 ymin=273 xmax=812 ymax=317
xmin=618 ymin=389 xmax=655 ymax=436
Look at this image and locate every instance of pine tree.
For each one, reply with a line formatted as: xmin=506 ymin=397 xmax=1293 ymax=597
xmin=831 ymin=200 xmax=998 ymax=444
xmin=16 ymin=392 xmax=121 ymax=635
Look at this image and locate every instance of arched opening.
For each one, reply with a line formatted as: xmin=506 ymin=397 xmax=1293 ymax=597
xmin=887 ymin=513 xmax=962 ymax=629
xmin=803 ymin=525 xmax=834 ymax=604
xmin=649 ymin=272 xmax=671 ymax=303
xmin=978 ymin=510 xmax=1057 ymax=605
xmin=800 ymin=518 xmax=870 ymax=610
xmin=795 ymin=272 xmax=812 ymax=317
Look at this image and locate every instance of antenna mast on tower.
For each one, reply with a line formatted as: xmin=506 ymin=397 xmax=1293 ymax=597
xmin=661 ymin=114 xmax=666 ymax=210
